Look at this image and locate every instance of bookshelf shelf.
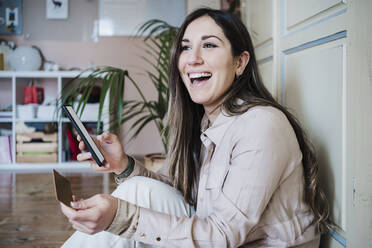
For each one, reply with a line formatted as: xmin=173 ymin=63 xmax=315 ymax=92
xmin=16 ymin=119 xmax=58 ymax=122
xmin=0 ymin=71 xmax=108 ymax=173
xmin=0 ymin=119 xmax=12 ymax=123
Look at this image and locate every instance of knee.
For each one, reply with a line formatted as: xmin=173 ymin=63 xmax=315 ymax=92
xmin=110 ymin=176 xmax=192 ymax=217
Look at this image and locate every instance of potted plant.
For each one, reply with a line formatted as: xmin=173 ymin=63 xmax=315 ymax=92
xmin=59 ymin=20 xmax=178 ymax=170
xmin=59 ymin=3 xmax=241 ymax=169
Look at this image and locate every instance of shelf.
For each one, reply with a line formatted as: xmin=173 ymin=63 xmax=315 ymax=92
xmin=0 ymin=119 xmax=12 ymax=123
xmin=0 ymin=162 xmax=93 ymax=173
xmin=16 ymin=119 xmax=58 ymax=123
xmin=0 ymin=70 xmax=91 ymax=78
xmin=0 ymin=112 xmax=12 ymax=117
xmin=0 ymin=70 xmax=109 ymax=173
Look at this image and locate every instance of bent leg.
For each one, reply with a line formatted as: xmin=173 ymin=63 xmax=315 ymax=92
xmin=111 ymin=176 xmax=192 ymax=217
xmin=62 ymin=176 xmax=192 ymax=248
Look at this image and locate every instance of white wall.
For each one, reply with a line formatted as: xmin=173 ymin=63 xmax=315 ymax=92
xmin=245 ymin=0 xmax=372 ymax=247
xmin=187 ymin=0 xmax=220 ymax=14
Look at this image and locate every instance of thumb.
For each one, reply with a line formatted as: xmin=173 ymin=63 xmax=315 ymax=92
xmin=70 ymin=199 xmax=86 ymax=209
xmin=70 ymin=195 xmax=97 ymax=210
xmin=98 ymin=133 xmax=117 ymax=144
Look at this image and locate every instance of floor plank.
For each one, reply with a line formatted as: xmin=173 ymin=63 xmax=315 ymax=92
xmin=0 ymin=172 xmax=117 ymax=248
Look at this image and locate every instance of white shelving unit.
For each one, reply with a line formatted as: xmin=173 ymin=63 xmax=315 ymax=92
xmin=0 ymin=71 xmax=108 ymax=173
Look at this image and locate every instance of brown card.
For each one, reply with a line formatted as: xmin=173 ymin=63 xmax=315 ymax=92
xmin=52 ymin=169 xmax=73 ymax=207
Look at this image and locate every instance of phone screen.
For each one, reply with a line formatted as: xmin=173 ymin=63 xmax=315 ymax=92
xmin=62 ymin=105 xmax=105 ymax=166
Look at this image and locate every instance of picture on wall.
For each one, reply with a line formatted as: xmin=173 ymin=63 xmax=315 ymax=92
xmin=46 ymin=0 xmax=68 ymax=19
xmin=98 ymin=0 xmax=185 ymax=36
xmin=221 ymin=0 xmax=242 ymax=20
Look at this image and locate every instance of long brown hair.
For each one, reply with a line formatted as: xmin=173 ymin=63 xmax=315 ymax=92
xmin=167 ymin=8 xmax=329 ymax=231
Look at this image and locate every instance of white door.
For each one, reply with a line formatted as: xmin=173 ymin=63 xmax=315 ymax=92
xmin=244 ymin=0 xmax=372 ymax=247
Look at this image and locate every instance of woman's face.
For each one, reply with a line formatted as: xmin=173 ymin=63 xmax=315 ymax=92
xmin=177 ymin=16 xmax=238 ymax=113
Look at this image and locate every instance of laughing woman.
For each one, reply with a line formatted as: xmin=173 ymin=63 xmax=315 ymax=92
xmin=60 ymin=8 xmax=329 ymax=247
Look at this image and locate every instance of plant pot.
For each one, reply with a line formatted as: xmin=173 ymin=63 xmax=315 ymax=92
xmin=144 ymin=153 xmax=166 ymax=172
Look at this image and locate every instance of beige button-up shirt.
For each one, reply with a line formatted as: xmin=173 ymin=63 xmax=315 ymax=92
xmin=107 ymin=106 xmax=320 ymax=247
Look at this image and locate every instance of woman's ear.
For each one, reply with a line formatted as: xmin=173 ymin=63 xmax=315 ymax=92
xmin=235 ymin=51 xmax=250 ymax=77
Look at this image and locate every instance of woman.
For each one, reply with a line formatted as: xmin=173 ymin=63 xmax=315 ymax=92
xmin=60 ymin=8 xmax=329 ymax=247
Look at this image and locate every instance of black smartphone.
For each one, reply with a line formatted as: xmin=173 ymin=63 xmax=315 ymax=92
xmin=62 ymin=105 xmax=105 ymax=167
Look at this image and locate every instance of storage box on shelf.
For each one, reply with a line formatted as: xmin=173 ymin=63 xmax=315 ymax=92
xmin=0 ymin=71 xmax=108 ymax=173
xmin=0 ymin=76 xmax=12 ymax=121
xmin=16 ymin=132 xmax=57 ymax=163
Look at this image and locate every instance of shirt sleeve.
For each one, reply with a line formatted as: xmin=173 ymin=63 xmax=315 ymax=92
xmin=114 ymin=157 xmax=172 ymax=186
xmin=105 ymin=198 xmax=140 ymax=238
xmin=107 ymin=109 xmax=302 ymax=247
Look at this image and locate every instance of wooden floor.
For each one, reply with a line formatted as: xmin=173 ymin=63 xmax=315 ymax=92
xmin=0 ymin=172 xmax=117 ymax=248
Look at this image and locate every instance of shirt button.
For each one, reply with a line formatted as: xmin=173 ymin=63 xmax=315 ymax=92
xmin=156 ymin=237 xmax=161 ymax=241
xmin=140 ymin=233 xmax=146 ymax=238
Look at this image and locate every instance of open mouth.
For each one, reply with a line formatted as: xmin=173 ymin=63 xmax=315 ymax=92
xmin=188 ymin=72 xmax=212 ymax=85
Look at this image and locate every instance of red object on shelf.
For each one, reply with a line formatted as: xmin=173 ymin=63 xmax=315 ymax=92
xmin=66 ymin=129 xmax=79 ymax=161
xmin=24 ymin=86 xmax=44 ymax=104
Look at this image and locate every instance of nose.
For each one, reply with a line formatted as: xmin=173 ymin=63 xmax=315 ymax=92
xmin=187 ymin=47 xmax=203 ymax=65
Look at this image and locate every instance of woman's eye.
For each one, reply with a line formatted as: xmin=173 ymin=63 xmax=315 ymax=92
xmin=203 ymin=43 xmax=217 ymax=48
xmin=181 ymin=45 xmax=191 ymax=51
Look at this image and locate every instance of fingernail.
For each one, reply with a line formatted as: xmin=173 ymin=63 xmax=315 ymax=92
xmin=71 ymin=201 xmax=81 ymax=208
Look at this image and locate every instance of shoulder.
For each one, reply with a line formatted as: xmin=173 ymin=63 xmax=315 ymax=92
xmin=232 ymin=106 xmax=292 ymax=135
xmin=230 ymin=106 xmax=299 ymax=150
xmin=238 ymin=105 xmax=288 ymax=124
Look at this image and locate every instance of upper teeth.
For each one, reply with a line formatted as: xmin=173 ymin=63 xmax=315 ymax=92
xmin=189 ymin=72 xmax=212 ymax=79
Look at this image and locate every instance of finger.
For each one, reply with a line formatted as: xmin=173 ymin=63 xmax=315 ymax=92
xmin=89 ymin=160 xmax=111 ymax=172
xmin=60 ymin=202 xmax=77 ymax=219
xmin=71 ymin=198 xmax=86 ymax=209
xmin=61 ymin=202 xmax=98 ymax=234
xmin=61 ymin=201 xmax=97 ymax=222
xmin=76 ymin=194 xmax=107 ymax=209
xmin=70 ymin=220 xmax=93 ymax=234
xmin=69 ymin=195 xmax=96 ymax=211
xmin=78 ymin=141 xmax=87 ymax=152
xmin=70 ymin=206 xmax=98 ymax=222
xmin=77 ymin=135 xmax=81 ymax=142
xmin=77 ymin=152 xmax=92 ymax=162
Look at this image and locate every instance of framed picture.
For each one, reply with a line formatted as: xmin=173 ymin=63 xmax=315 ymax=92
xmin=46 ymin=0 xmax=69 ymax=19
xmin=98 ymin=0 xmax=185 ymax=36
xmin=221 ymin=0 xmax=242 ymax=20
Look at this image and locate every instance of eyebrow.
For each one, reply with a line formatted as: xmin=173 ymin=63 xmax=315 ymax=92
xmin=181 ymin=35 xmax=224 ymax=43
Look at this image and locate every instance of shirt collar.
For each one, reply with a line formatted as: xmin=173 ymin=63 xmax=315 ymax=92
xmin=200 ymin=109 xmax=237 ymax=147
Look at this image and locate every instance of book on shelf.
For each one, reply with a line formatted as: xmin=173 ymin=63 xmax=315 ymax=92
xmin=66 ymin=128 xmax=79 ymax=161
xmin=0 ymin=135 xmax=12 ymax=163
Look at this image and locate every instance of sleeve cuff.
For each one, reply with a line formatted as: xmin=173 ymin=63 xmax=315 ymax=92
xmin=114 ymin=158 xmax=144 ymax=184
xmin=105 ymin=198 xmax=140 ymax=239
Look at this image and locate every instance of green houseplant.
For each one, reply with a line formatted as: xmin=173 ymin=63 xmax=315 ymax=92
xmin=59 ymin=2 xmax=241 ymax=158
xmin=59 ymin=20 xmax=178 ymax=154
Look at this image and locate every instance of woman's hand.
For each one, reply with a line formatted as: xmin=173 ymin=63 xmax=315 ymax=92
xmin=76 ymin=133 xmax=128 ymax=175
xmin=60 ymin=194 xmax=118 ymax=235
